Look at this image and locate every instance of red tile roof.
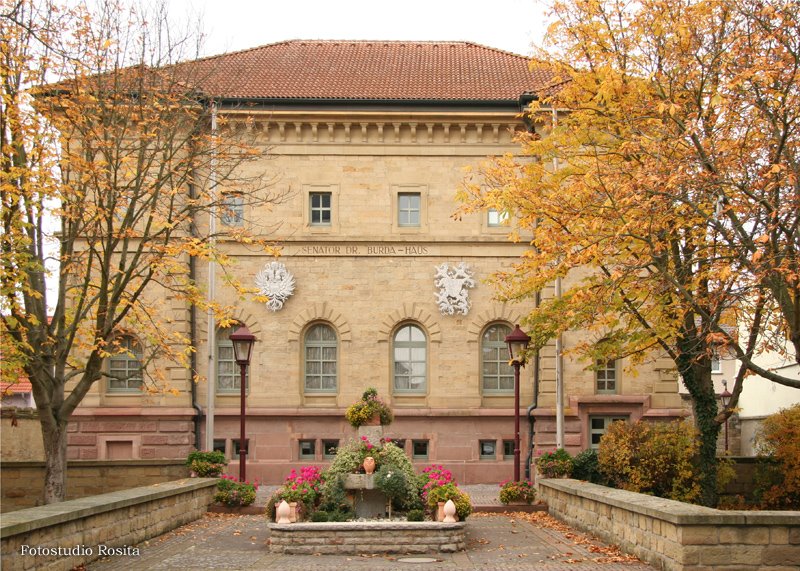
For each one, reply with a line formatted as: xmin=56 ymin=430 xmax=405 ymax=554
xmin=1 ymin=381 xmax=32 ymax=395
xmin=189 ymin=40 xmax=555 ymax=102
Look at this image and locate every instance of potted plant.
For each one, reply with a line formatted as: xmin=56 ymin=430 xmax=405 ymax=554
xmin=426 ymin=482 xmax=472 ymax=521
xmin=213 ymin=475 xmax=257 ymax=507
xmin=535 ymin=448 xmax=574 ymax=478
xmin=186 ymin=450 xmax=227 ymax=477
xmin=499 ymin=480 xmax=536 ymax=504
xmin=345 ymin=387 xmax=393 ymax=428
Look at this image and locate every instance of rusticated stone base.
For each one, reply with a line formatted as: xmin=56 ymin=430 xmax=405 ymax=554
xmin=267 ymin=521 xmax=466 ymax=554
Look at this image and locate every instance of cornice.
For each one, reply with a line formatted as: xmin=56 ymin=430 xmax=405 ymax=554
xmin=218 ymin=109 xmax=529 ymax=146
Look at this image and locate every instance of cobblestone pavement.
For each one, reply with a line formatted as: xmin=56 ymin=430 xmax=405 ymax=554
xmin=88 ymin=505 xmax=657 ymax=571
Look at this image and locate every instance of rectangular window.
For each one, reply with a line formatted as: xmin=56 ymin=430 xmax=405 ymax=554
xmin=322 ymin=439 xmax=339 ymax=459
xmin=213 ymin=439 xmax=227 ymax=455
xmin=479 ymin=440 xmax=496 ymax=460
xmin=220 ymin=194 xmax=244 ymax=226
xmin=398 ymin=193 xmax=421 ymax=227
xmin=217 ymin=328 xmax=249 ymax=394
xmin=596 ymin=359 xmax=617 ymax=394
xmin=711 ymin=350 xmax=722 ymax=373
xmin=108 ymin=337 xmax=143 ymax=392
xmin=503 ymin=440 xmax=515 ymax=459
xmin=299 ymin=439 xmax=316 ymax=460
xmin=232 ymin=438 xmax=250 ymax=456
xmin=590 ymin=416 xmax=627 ymax=449
xmin=389 ymin=438 xmax=406 ymax=452
xmin=412 ymin=439 xmax=429 ymax=460
xmin=310 ymin=192 xmax=332 ymax=226
xmin=487 ymin=208 xmax=509 ymax=227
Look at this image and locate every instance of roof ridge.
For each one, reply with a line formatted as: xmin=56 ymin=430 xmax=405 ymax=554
xmin=192 ymin=39 xmax=532 ymax=62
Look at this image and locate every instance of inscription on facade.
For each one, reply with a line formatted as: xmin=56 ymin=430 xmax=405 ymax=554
xmin=297 ymin=244 xmax=430 ymax=256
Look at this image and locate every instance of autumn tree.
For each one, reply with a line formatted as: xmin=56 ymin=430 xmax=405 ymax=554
xmin=459 ymin=0 xmax=799 ymax=506
xmin=1 ymin=0 xmax=279 ymax=503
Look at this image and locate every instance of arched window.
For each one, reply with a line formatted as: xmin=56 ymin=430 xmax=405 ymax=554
xmin=482 ymin=323 xmax=514 ymax=392
xmin=304 ymin=323 xmax=337 ymax=392
xmin=108 ymin=335 xmax=143 ymax=392
xmin=393 ymin=324 xmax=426 ymax=393
xmin=217 ymin=325 xmax=249 ymax=394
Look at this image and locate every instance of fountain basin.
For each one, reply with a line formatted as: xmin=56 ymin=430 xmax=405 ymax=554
xmin=266 ymin=520 xmax=466 ymax=554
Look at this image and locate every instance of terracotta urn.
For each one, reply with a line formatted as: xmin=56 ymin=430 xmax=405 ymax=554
xmin=363 ymin=456 xmax=376 ymax=474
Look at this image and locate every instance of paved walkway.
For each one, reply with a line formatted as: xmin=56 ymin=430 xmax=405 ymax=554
xmin=88 ymin=485 xmax=656 ymax=571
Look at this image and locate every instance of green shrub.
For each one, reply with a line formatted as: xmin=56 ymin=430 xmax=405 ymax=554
xmin=186 ymin=450 xmax=227 ymax=477
xmin=754 ymin=403 xmax=800 ymax=509
xmin=406 ymin=509 xmax=425 ymax=521
xmin=310 ymin=510 xmax=329 ymax=522
xmin=318 ymin=473 xmax=351 ymax=515
xmin=598 ymin=419 xmax=701 ymax=503
xmin=498 ymin=480 xmax=536 ymax=504
xmin=571 ymin=449 xmax=604 ymax=484
xmin=535 ymin=448 xmax=573 ymax=478
xmin=327 ymin=510 xmax=351 ymax=522
xmin=375 ymin=463 xmax=412 ymax=509
xmin=213 ymin=476 xmax=256 ymax=507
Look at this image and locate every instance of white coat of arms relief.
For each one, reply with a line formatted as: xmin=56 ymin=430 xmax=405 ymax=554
xmin=255 ymin=261 xmax=296 ymax=311
xmin=434 ymin=262 xmax=475 ymax=315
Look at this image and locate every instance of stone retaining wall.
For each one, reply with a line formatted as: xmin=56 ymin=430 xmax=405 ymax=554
xmin=538 ymin=479 xmax=800 ymax=571
xmin=0 ymin=478 xmax=217 ymax=571
xmin=267 ymin=521 xmax=467 ymax=554
xmin=1 ymin=460 xmax=190 ymax=512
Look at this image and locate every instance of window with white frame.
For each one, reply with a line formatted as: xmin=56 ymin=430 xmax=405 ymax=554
xmin=482 ymin=323 xmax=514 ymax=392
xmin=393 ymin=324 xmax=426 ymax=392
xmin=309 ymin=192 xmax=332 ymax=226
xmin=589 ymin=416 xmax=628 ymax=449
xmin=107 ymin=335 xmax=143 ymax=392
xmin=711 ymin=349 xmax=722 ymax=373
xmin=595 ymin=359 xmax=617 ymax=394
xmin=217 ymin=326 xmax=249 ymax=394
xmin=304 ymin=323 xmax=337 ymax=392
xmin=397 ymin=193 xmax=421 ymax=227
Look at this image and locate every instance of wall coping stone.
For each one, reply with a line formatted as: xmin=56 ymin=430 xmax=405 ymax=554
xmin=269 ymin=521 xmax=465 ymax=532
xmin=539 ymin=479 xmax=800 ymax=525
xmin=1 ymin=459 xmax=186 ymax=469
xmin=0 ymin=478 xmax=216 ymax=538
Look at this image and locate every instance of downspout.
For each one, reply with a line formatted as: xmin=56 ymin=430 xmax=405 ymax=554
xmin=205 ymin=101 xmax=218 ymax=451
xmin=188 ymin=181 xmax=203 ymax=450
xmin=552 ymin=106 xmax=565 ymax=449
xmin=520 ymin=93 xmax=543 ymax=480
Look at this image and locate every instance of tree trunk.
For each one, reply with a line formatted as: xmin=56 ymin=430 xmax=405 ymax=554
xmin=41 ymin=415 xmax=69 ymax=504
xmin=677 ymin=349 xmax=720 ymax=507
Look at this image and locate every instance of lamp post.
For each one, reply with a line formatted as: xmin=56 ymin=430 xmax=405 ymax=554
xmin=229 ymin=325 xmax=255 ymax=482
xmin=720 ymin=380 xmax=732 ymax=453
xmin=505 ymin=324 xmax=531 ymax=482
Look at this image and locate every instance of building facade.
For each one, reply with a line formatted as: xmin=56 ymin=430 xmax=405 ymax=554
xmin=65 ymin=41 xmax=688 ymax=484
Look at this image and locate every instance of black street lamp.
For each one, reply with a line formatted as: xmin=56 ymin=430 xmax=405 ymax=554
xmin=720 ymin=380 xmax=732 ymax=453
xmin=505 ymin=324 xmax=531 ymax=482
xmin=229 ymin=324 xmax=256 ymax=482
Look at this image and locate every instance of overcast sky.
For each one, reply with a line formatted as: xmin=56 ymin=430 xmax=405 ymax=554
xmin=173 ymin=0 xmax=553 ymax=58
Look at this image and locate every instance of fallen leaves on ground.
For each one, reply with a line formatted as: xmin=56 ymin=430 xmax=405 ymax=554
xmin=472 ymin=512 xmax=642 ymax=564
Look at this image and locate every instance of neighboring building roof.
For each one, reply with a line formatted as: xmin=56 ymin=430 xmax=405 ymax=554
xmin=1 ymin=381 xmax=32 ymax=395
xmin=188 ymin=40 xmax=556 ymax=102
